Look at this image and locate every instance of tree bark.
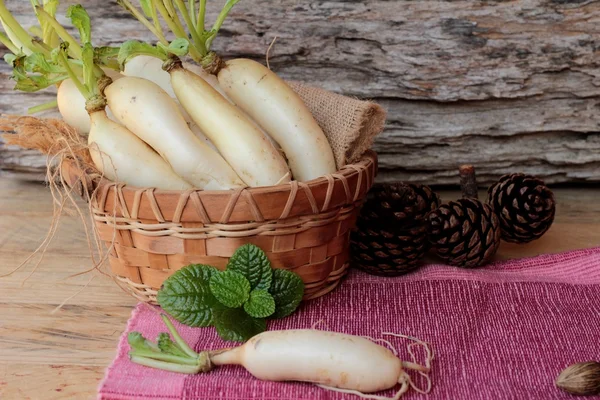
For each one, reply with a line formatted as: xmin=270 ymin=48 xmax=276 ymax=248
xmin=1 ymin=0 xmax=600 ymax=184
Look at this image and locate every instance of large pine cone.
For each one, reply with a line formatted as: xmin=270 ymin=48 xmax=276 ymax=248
xmin=428 ymin=199 xmax=501 ymax=268
xmin=350 ymin=183 xmax=440 ymax=276
xmin=487 ymin=174 xmax=555 ymax=243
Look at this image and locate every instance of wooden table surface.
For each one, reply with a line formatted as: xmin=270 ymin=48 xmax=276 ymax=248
xmin=0 ymin=177 xmax=598 ymax=399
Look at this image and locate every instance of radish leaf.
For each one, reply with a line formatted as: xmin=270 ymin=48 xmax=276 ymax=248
xmin=227 ymin=244 xmax=272 ymax=290
xmin=244 ymin=289 xmax=276 ymax=318
xmin=269 ymin=269 xmax=304 ymax=319
xmin=209 ymin=271 xmax=251 ymax=308
xmin=66 ymin=4 xmax=91 ymax=43
xmin=157 ymin=264 xmax=218 ymax=327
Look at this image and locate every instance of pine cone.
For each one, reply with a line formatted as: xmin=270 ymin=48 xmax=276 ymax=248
xmin=487 ymin=174 xmax=555 ymax=243
xmin=428 ymin=198 xmax=501 ymax=268
xmin=350 ymin=183 xmax=440 ymax=276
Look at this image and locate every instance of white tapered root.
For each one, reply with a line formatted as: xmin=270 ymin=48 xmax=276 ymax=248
xmin=105 ymin=76 xmax=244 ymax=190
xmin=88 ymin=110 xmax=191 ymax=190
xmin=169 ymin=64 xmax=290 ymax=187
xmin=217 ymin=59 xmax=337 ymax=182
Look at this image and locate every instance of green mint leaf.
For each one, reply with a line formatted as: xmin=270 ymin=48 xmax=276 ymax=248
xmin=213 ymin=306 xmax=266 ymax=342
xmin=66 ymin=4 xmax=91 ymax=44
xmin=243 ymin=289 xmax=276 ymax=318
xmin=227 ymin=244 xmax=272 ymax=290
xmin=157 ymin=332 xmax=187 ymax=357
xmin=157 ymin=264 xmax=218 ymax=327
xmin=269 ymin=269 xmax=305 ymax=319
xmin=209 ymin=271 xmax=251 ymax=308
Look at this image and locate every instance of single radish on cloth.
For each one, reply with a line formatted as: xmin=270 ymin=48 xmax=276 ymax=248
xmin=105 ymin=76 xmax=245 ymax=190
xmin=129 ymin=315 xmax=433 ymax=399
xmin=217 ymin=59 xmax=337 ymax=181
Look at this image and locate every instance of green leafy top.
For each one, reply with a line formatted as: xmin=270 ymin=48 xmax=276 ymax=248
xmin=158 ymin=244 xmax=304 ymax=342
xmin=117 ymin=0 xmax=240 ymax=67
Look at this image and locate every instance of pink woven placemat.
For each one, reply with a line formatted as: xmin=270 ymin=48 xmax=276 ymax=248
xmin=99 ymin=247 xmax=600 ymax=400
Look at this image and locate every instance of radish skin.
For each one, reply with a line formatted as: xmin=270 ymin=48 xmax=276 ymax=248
xmin=88 ymin=110 xmax=191 ymax=190
xmin=210 ymin=329 xmax=404 ymax=393
xmin=123 ymin=56 xmax=277 ymax=151
xmin=105 ymin=76 xmax=245 ymax=190
xmin=168 ymin=63 xmax=291 ymax=187
xmin=57 ymin=68 xmax=122 ymax=134
xmin=218 ymin=59 xmax=337 ymax=182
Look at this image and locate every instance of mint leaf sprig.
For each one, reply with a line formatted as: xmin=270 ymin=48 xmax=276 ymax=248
xmin=158 ymin=244 xmax=305 ymax=342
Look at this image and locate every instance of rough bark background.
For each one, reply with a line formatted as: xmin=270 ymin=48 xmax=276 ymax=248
xmin=1 ymin=0 xmax=600 ymax=185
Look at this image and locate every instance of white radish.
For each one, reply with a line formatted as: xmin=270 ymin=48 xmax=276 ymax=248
xmin=211 ymin=330 xmax=406 ymax=393
xmin=58 ymin=69 xmax=122 ymax=134
xmin=104 ymin=76 xmax=245 ymax=190
xmin=88 ymin=110 xmax=191 ymax=190
xmin=130 ymin=319 xmax=433 ymax=399
xmin=123 ymin=56 xmax=217 ymax=150
xmin=218 ymin=59 xmax=337 ymax=181
xmin=167 ymin=61 xmax=291 ymax=187
xmin=123 ymin=56 xmax=275 ymax=152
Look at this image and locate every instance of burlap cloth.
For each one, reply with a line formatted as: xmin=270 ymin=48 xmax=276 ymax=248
xmin=289 ymin=82 xmax=386 ymax=169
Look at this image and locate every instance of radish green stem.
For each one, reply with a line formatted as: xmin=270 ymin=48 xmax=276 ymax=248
xmin=160 ymin=314 xmax=198 ymax=358
xmin=34 ymin=7 xmax=82 ymax=59
xmin=197 ymin=0 xmax=206 ymax=34
xmin=0 ymin=31 xmax=18 ymax=53
xmin=56 ymin=47 xmax=89 ymax=99
xmin=118 ymin=0 xmax=168 ymax=46
xmin=130 ymin=349 xmax=199 ymax=365
xmin=29 ymin=25 xmax=43 ymax=38
xmin=0 ymin=0 xmax=46 ymax=54
xmin=174 ymin=0 xmax=205 ymax=54
xmin=188 ymin=0 xmax=196 ymax=28
xmin=28 ymin=99 xmax=58 ymax=114
xmin=207 ymin=0 xmax=239 ymax=49
xmin=130 ymin=355 xmax=202 ymax=374
xmin=154 ymin=0 xmax=186 ymax=42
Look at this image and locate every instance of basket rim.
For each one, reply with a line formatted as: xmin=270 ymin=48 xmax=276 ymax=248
xmin=61 ymin=150 xmax=377 ymax=224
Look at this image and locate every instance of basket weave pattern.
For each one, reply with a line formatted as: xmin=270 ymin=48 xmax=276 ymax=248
xmin=62 ymin=151 xmax=377 ymax=303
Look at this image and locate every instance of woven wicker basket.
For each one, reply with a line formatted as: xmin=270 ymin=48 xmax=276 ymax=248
xmin=61 ymin=151 xmax=377 ymax=303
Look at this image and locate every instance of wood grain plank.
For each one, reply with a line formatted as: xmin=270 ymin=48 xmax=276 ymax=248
xmin=2 ymin=1 xmax=600 ymax=183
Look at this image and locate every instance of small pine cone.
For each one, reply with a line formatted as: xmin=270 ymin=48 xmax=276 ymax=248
xmin=428 ymin=198 xmax=501 ymax=268
xmin=487 ymin=174 xmax=556 ymax=243
xmin=350 ymin=183 xmax=440 ymax=276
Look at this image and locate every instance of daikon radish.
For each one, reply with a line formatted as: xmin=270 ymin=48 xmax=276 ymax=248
xmin=122 ymin=55 xmax=217 ymax=150
xmin=218 ymin=59 xmax=337 ymax=181
xmin=88 ymin=109 xmax=191 ymax=190
xmin=166 ymin=59 xmax=291 ymax=187
xmin=105 ymin=76 xmax=245 ymax=190
xmin=57 ymin=68 xmax=122 ymax=134
xmin=129 ymin=315 xmax=433 ymax=399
